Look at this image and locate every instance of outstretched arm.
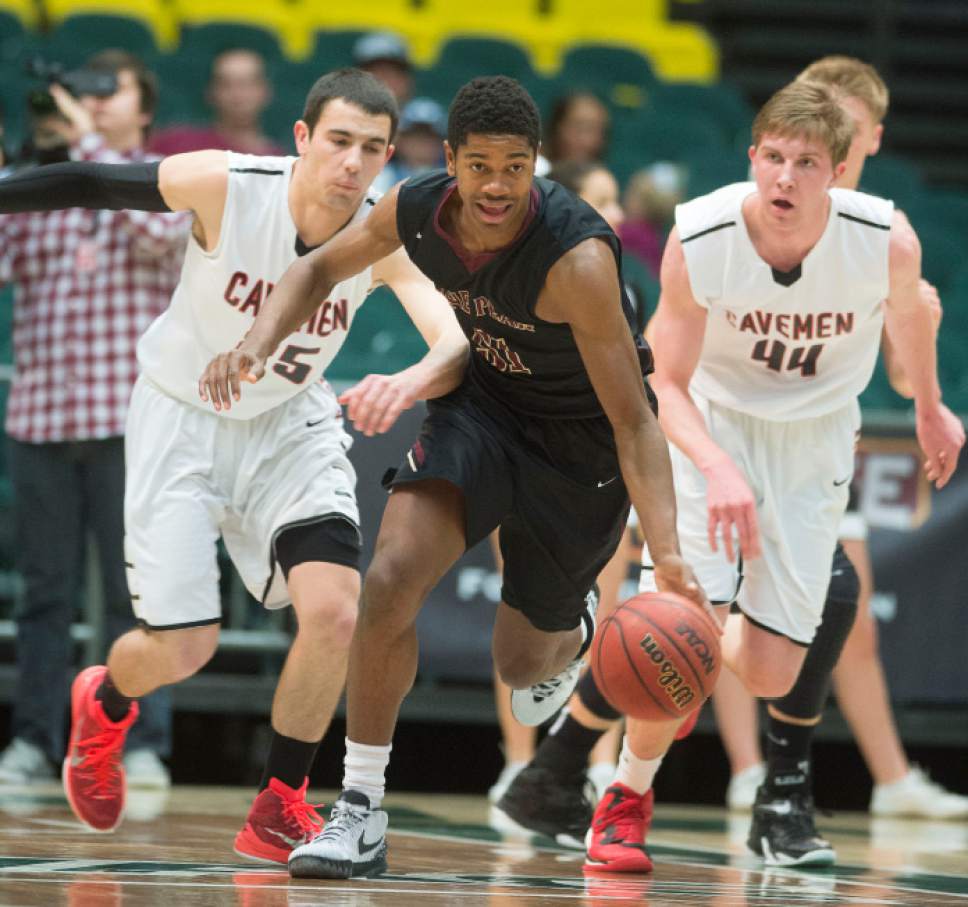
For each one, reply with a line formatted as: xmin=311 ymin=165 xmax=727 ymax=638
xmin=883 ymin=211 xmax=964 ymax=486
xmin=199 ymin=184 xmax=405 ymax=410
xmin=540 ymin=237 xmax=713 ymax=618
xmin=338 ymin=246 xmax=469 ymax=436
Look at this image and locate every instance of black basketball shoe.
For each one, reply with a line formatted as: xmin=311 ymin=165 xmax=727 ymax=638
xmin=491 ymin=763 xmax=594 ymax=849
xmin=747 ymin=785 xmax=836 ymax=866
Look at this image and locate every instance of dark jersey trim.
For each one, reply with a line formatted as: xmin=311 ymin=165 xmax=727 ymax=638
xmin=136 ymin=616 xmax=222 ymax=631
xmin=771 ymin=263 xmax=803 ymax=287
xmin=680 ymin=221 xmax=737 ymax=243
xmin=736 ymin=607 xmax=811 ymax=647
xmin=229 ymin=167 xmax=285 ymax=175
xmin=838 ymin=211 xmax=890 ymax=230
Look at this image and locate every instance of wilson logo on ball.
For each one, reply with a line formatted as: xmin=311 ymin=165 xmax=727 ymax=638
xmin=639 ymin=633 xmax=697 ymax=711
xmin=674 ymin=622 xmax=717 ymax=676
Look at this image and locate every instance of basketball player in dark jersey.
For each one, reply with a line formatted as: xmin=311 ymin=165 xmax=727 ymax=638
xmin=200 ymin=76 xmax=711 ymax=878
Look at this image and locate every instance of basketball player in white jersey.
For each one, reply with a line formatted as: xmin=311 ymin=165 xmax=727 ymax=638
xmin=582 ymin=80 xmax=964 ymax=872
xmin=0 ymin=68 xmax=468 ymax=859
xmin=714 ymin=57 xmax=968 ymax=826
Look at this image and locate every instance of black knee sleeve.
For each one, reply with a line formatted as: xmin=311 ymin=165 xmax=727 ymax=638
xmin=576 ymin=667 xmax=622 ymax=721
xmin=772 ymin=547 xmax=859 ymax=719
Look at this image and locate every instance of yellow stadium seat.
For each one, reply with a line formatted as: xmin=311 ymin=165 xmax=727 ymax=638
xmin=43 ymin=0 xmax=178 ymax=51
xmin=0 ymin=0 xmax=37 ymax=29
xmin=413 ymin=1 xmax=555 ymax=72
xmin=171 ymin=0 xmax=311 ymax=59
xmin=543 ymin=0 xmax=718 ymax=82
xmin=304 ymin=1 xmax=432 ymax=64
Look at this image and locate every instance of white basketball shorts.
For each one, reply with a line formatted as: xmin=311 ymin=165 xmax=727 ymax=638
xmin=640 ymin=393 xmax=859 ymax=645
xmin=124 ymin=375 xmax=359 ymax=629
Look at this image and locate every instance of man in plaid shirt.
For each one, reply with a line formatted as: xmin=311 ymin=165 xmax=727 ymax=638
xmin=0 ymin=50 xmax=188 ymax=787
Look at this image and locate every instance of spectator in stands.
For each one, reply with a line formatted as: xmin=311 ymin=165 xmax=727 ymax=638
xmin=543 ymin=91 xmax=610 ymax=167
xmin=373 ymin=97 xmax=446 ymax=194
xmin=619 ymin=162 xmax=685 ymax=276
xmin=149 ymin=48 xmax=284 ymax=156
xmin=0 ymin=50 xmax=185 ymax=789
xmin=353 ymin=31 xmax=414 ymax=108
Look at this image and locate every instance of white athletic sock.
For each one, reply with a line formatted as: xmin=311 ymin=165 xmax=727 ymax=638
xmin=615 ymin=736 xmax=663 ymax=796
xmin=342 ymin=738 xmax=392 ymax=808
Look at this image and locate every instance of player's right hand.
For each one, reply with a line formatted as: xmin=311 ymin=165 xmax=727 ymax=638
xmin=653 ymin=554 xmax=721 ymax=634
xmin=198 ymin=346 xmax=265 ymax=412
xmin=703 ymin=456 xmax=762 ymax=562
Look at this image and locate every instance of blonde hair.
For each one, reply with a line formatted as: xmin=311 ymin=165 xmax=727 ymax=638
xmin=751 ymin=81 xmax=854 ymax=167
xmin=797 ymin=55 xmax=889 ymax=123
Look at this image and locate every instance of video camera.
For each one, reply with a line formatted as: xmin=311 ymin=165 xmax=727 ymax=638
xmin=25 ymin=58 xmax=118 ymax=117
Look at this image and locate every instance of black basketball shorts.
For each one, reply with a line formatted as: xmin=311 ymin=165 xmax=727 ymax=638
xmin=384 ymin=386 xmax=631 ymax=633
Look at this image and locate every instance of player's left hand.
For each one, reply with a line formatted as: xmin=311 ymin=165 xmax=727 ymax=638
xmin=915 ymin=401 xmax=964 ymax=488
xmin=653 ymin=554 xmax=721 ymax=634
xmin=339 ymin=371 xmax=420 ymax=436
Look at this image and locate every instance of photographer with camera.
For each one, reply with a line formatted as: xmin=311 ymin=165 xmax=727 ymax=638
xmin=0 ymin=50 xmax=186 ymax=789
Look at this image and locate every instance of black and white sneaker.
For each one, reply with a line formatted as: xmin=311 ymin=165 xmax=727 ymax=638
xmin=747 ymin=786 xmax=836 ymax=867
xmin=510 ymin=585 xmax=598 ymax=727
xmin=288 ymin=790 xmax=388 ymax=879
xmin=491 ymin=763 xmax=594 ymax=849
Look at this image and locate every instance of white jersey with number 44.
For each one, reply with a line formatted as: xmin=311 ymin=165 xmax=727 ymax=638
xmin=137 ymin=152 xmax=376 ymax=419
xmin=677 ymin=182 xmax=893 ymax=421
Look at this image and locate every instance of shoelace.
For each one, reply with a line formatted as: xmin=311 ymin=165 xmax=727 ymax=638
xmin=530 ymin=661 xmax=580 ymax=702
xmin=312 ymin=803 xmax=365 ymax=844
xmin=75 ymin=729 xmax=124 ymax=798
xmin=281 ymin=796 xmax=325 ymax=837
xmin=595 ymin=794 xmax=646 ymax=835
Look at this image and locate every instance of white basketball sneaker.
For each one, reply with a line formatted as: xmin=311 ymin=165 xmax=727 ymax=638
xmin=871 ymin=766 xmax=968 ymax=819
xmin=288 ymin=790 xmax=388 ymax=879
xmin=510 ymin=585 xmax=598 ymax=727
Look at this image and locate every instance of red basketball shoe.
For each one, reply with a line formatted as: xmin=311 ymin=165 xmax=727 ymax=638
xmin=584 ymin=783 xmax=654 ymax=873
xmin=234 ymin=778 xmax=325 ymax=864
xmin=63 ymin=666 xmax=139 ymax=832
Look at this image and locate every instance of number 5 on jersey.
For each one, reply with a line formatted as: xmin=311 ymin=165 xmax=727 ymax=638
xmin=273 ymin=345 xmax=321 ymax=384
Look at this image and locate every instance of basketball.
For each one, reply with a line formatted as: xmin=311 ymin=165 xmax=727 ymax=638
xmin=590 ymin=592 xmax=722 ymax=722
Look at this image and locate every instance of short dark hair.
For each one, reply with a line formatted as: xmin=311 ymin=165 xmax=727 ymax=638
xmin=447 ymin=76 xmax=540 ymax=153
xmin=302 ymin=68 xmax=399 ymax=139
xmin=86 ymin=50 xmax=158 ymax=122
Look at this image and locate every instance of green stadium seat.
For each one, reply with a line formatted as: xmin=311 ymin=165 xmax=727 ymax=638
xmin=911 ymin=222 xmax=964 ymax=295
xmin=681 ymin=147 xmax=751 ymax=200
xmin=44 ymin=14 xmax=163 ymax=66
xmin=906 ymin=188 xmax=968 ymax=238
xmin=858 ymin=153 xmax=923 ymax=210
xmin=651 ymin=82 xmax=754 ymax=147
xmin=608 ymin=110 xmax=728 ymax=186
xmin=426 ymin=36 xmax=536 ymax=92
xmin=559 ymin=44 xmax=657 ymax=107
xmin=176 ymin=22 xmax=286 ymax=73
xmin=307 ymin=30 xmax=368 ymax=73
xmin=327 ymin=287 xmax=426 ymax=381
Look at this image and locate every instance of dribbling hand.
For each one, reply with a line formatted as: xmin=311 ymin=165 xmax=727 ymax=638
xmin=198 ymin=347 xmax=266 ymax=411
xmin=653 ymin=554 xmax=721 ymax=634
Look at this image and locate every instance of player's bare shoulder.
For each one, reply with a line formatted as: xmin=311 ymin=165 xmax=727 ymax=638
xmin=538 ymin=236 xmax=620 ymax=325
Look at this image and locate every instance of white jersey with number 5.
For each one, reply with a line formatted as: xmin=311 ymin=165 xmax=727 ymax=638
xmin=676 ymin=182 xmax=892 ymax=421
xmin=137 ymin=152 xmax=377 ymax=419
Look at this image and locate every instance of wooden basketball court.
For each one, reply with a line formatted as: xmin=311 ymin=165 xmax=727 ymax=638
xmin=0 ymin=783 xmax=966 ymax=905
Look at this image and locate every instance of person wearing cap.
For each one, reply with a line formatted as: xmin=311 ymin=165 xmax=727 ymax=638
xmin=373 ymin=96 xmax=446 ymax=193
xmin=352 ymin=32 xmax=414 ymax=107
